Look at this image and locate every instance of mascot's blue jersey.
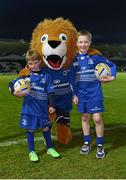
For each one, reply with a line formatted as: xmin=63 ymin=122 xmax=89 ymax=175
xmin=10 ymin=69 xmax=54 ymax=118
xmin=42 ymin=67 xmax=74 ymax=112
xmin=73 ymin=54 xmax=116 ymax=102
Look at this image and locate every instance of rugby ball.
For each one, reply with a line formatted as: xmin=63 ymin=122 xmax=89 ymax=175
xmin=95 ymin=63 xmax=111 ymax=79
xmin=14 ymin=79 xmax=30 ymax=94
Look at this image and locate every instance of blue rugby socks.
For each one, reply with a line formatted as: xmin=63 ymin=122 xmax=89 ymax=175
xmin=84 ymin=135 xmax=91 ymax=144
xmin=26 ymin=131 xmax=35 ymax=152
xmin=43 ymin=130 xmax=52 ymax=149
xmin=96 ymin=136 xmax=104 ymax=146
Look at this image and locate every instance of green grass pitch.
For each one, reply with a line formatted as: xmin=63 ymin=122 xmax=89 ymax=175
xmin=0 ymin=73 xmax=126 ymax=179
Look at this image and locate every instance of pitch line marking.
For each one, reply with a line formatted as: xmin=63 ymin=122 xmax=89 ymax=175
xmin=0 ymin=125 xmax=126 ymax=147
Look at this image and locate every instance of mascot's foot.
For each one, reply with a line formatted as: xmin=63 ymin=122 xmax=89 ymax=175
xmin=56 ymin=123 xmax=72 ymax=144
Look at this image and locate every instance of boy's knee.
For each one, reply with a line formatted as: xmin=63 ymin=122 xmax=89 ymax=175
xmin=82 ymin=114 xmax=89 ymax=121
xmin=93 ymin=117 xmax=102 ymax=124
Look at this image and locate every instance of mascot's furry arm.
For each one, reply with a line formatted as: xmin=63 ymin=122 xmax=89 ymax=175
xmin=18 ymin=66 xmax=30 ymax=77
xmin=88 ymin=48 xmax=102 ymax=55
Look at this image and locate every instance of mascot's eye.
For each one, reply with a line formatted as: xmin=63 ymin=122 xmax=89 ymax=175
xmin=41 ymin=34 xmax=48 ymax=43
xmin=59 ymin=33 xmax=67 ymax=42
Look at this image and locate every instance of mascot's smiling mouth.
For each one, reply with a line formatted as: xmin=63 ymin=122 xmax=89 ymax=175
xmin=42 ymin=38 xmax=67 ymax=70
xmin=44 ymin=55 xmax=64 ymax=69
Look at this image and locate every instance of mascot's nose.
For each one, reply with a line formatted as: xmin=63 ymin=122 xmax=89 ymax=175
xmin=48 ymin=41 xmax=61 ymax=48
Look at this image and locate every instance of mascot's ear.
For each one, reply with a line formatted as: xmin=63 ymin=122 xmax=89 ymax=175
xmin=18 ymin=67 xmax=30 ymax=77
xmin=88 ymin=48 xmax=102 ymax=55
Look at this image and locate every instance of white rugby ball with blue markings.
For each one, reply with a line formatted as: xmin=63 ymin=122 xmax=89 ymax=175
xmin=95 ymin=63 xmax=111 ymax=79
xmin=14 ymin=79 xmax=30 ymax=94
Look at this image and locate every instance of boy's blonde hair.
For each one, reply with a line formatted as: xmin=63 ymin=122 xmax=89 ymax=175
xmin=78 ymin=30 xmax=92 ymax=41
xmin=26 ymin=49 xmax=42 ymax=62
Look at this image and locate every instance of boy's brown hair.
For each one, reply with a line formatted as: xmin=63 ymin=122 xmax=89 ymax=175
xmin=26 ymin=49 xmax=42 ymax=62
xmin=78 ymin=29 xmax=92 ymax=41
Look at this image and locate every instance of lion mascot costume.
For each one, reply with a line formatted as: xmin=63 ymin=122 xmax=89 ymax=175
xmin=19 ymin=17 xmax=101 ymax=144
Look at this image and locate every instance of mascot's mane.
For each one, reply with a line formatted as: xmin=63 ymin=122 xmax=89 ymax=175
xmin=30 ymin=17 xmax=78 ymax=69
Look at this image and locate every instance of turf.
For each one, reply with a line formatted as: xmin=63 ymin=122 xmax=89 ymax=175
xmin=0 ymin=73 xmax=126 ymax=179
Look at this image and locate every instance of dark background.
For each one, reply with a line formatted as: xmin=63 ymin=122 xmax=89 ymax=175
xmin=0 ymin=0 xmax=126 ymax=43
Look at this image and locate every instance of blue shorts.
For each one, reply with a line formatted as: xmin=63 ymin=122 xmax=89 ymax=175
xmin=20 ymin=114 xmax=52 ymax=130
xmin=55 ymin=107 xmax=70 ymax=127
xmin=78 ymin=100 xmax=104 ymax=114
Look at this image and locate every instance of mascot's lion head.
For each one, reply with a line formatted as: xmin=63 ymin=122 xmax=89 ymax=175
xmin=30 ymin=17 xmax=78 ymax=70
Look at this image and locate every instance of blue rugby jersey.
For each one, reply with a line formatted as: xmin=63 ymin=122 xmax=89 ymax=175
xmin=73 ymin=53 xmax=116 ymax=102
xmin=42 ymin=67 xmax=74 ymax=111
xmin=10 ymin=69 xmax=54 ymax=118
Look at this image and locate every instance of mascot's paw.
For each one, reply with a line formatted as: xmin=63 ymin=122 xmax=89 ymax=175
xmin=49 ymin=112 xmax=57 ymax=122
xmin=56 ymin=123 xmax=72 ymax=144
xmin=18 ymin=68 xmax=30 ymax=77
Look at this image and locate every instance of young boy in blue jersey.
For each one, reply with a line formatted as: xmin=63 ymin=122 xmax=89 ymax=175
xmin=73 ymin=30 xmax=116 ymax=159
xmin=9 ymin=50 xmax=60 ymax=162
